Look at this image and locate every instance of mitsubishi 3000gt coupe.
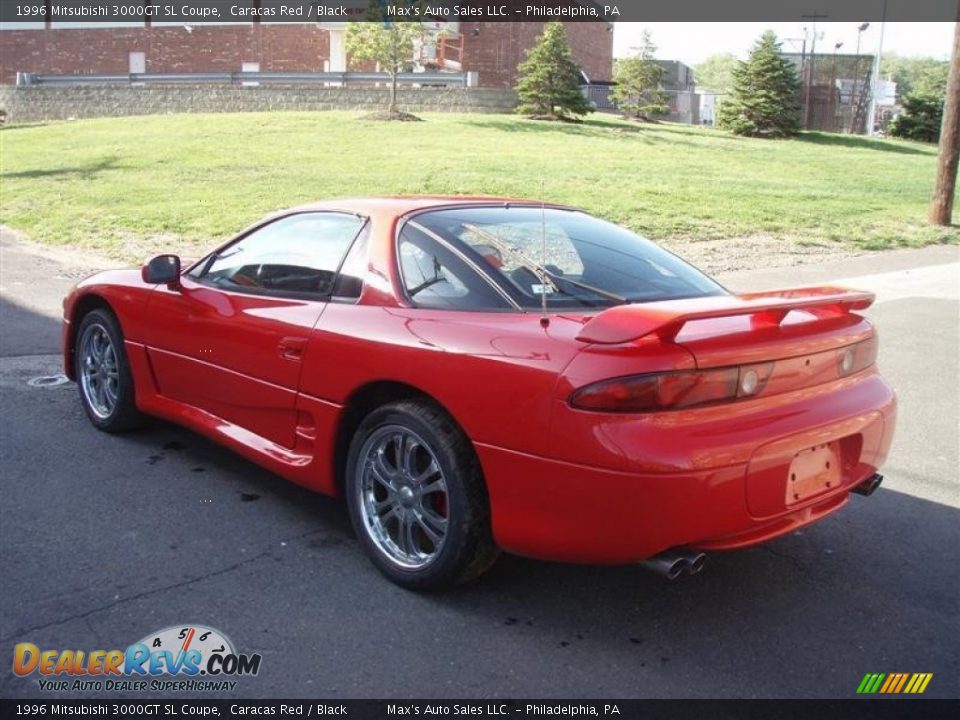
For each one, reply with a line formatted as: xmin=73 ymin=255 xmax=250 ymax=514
xmin=63 ymin=197 xmax=896 ymax=588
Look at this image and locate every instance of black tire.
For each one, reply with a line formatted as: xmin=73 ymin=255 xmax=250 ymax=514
xmin=74 ymin=308 xmax=143 ymax=433
xmin=345 ymin=399 xmax=500 ymax=590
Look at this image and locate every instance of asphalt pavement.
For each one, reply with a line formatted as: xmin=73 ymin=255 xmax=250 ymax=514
xmin=0 ymin=228 xmax=957 ymax=700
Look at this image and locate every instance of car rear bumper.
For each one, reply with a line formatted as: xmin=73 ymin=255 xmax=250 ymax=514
xmin=476 ymin=379 xmax=896 ymax=564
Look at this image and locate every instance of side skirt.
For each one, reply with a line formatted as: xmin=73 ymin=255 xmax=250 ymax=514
xmin=125 ymin=340 xmax=343 ymax=496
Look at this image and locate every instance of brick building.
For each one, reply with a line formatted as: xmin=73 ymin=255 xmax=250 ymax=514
xmin=0 ymin=21 xmax=613 ymax=88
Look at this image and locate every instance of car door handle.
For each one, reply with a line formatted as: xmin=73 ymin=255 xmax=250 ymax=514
xmin=277 ymin=336 xmax=308 ymax=361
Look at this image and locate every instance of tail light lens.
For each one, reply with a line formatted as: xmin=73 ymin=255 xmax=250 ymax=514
xmin=838 ymin=336 xmax=877 ymax=376
xmin=570 ymin=363 xmax=773 ymax=412
xmin=570 ymin=335 xmax=876 ymax=413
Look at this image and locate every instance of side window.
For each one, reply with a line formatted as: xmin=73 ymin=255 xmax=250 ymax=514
xmin=331 ymin=226 xmax=369 ymax=301
xmin=202 ymin=213 xmax=364 ymax=297
xmin=398 ymin=224 xmax=510 ymax=311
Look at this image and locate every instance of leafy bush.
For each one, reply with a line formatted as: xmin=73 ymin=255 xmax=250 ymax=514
xmin=889 ymin=93 xmax=944 ymax=143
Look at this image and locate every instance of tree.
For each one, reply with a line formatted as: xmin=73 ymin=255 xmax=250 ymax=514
xmin=611 ymin=31 xmax=668 ymax=120
xmin=717 ymin=31 xmax=801 ymax=138
xmin=515 ymin=22 xmax=592 ymax=120
xmin=889 ymin=93 xmax=944 ymax=142
xmin=693 ymin=52 xmax=739 ymax=94
xmin=882 ymin=53 xmax=950 ymax=100
xmin=345 ymin=7 xmax=423 ymax=115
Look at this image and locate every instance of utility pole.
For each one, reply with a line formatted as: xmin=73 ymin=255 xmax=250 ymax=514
xmin=930 ymin=19 xmax=960 ymax=226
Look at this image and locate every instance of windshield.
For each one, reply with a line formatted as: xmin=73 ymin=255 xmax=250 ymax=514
xmin=412 ymin=206 xmax=726 ymax=310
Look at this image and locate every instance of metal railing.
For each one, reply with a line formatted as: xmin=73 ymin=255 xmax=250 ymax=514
xmin=16 ymin=70 xmax=473 ymax=87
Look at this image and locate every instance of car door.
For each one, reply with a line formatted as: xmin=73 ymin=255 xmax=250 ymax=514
xmin=144 ymin=211 xmax=367 ymax=449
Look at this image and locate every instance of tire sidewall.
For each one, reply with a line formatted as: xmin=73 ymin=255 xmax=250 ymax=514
xmin=345 ymin=403 xmax=479 ymax=589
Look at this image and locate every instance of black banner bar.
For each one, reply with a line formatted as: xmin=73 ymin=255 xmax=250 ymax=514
xmin=2 ymin=700 xmax=960 ymax=720
xmin=0 ymin=0 xmax=958 ymax=24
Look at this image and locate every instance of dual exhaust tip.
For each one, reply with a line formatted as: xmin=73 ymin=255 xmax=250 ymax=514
xmin=639 ymin=547 xmax=707 ymax=581
xmin=642 ymin=474 xmax=885 ymax=580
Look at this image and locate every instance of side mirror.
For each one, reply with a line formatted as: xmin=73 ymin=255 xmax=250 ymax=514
xmin=142 ymin=254 xmax=181 ymax=288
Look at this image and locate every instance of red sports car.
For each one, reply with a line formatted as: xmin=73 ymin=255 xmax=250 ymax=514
xmin=62 ymin=197 xmax=896 ymax=588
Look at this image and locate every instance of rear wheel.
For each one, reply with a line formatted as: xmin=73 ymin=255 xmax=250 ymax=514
xmin=345 ymin=400 xmax=499 ymax=589
xmin=75 ymin=308 xmax=143 ymax=433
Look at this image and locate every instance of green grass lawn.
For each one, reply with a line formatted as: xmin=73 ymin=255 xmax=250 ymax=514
xmin=1 ymin=111 xmax=956 ymax=258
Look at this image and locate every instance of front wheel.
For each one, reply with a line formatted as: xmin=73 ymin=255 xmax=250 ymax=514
xmin=75 ymin=308 xmax=143 ymax=433
xmin=345 ymin=400 xmax=499 ymax=589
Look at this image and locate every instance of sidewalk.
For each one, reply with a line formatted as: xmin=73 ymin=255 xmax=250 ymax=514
xmin=716 ymin=243 xmax=959 ymax=294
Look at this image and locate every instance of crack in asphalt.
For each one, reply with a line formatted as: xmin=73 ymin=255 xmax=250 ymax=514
xmin=0 ymin=528 xmax=335 ymax=643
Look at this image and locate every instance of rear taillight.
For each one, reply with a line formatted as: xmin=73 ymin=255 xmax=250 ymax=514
xmin=570 ymin=363 xmax=773 ymax=412
xmin=570 ymin=337 xmax=877 ymax=413
xmin=838 ymin=336 xmax=877 ymax=377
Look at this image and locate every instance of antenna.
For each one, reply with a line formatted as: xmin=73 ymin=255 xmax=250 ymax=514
xmin=539 ymin=180 xmax=549 ymax=328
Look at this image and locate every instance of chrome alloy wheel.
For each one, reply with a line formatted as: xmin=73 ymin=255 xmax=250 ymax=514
xmin=356 ymin=425 xmax=450 ymax=570
xmin=78 ymin=322 xmax=120 ymax=420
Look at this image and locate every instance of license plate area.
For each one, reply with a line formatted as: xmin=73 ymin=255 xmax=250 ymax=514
xmin=786 ymin=443 xmax=842 ymax=506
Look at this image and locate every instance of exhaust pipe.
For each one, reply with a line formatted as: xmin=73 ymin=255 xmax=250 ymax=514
xmin=852 ymin=473 xmax=883 ymax=497
xmin=639 ymin=547 xmax=707 ymax=580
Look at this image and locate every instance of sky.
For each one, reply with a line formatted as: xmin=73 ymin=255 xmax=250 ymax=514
xmin=613 ymin=22 xmax=955 ymax=64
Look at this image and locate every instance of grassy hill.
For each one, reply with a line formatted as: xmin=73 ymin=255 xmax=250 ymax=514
xmin=1 ymin=111 xmax=956 ymax=258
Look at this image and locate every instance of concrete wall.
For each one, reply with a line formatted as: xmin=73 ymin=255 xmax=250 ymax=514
xmin=0 ymin=85 xmax=519 ymax=123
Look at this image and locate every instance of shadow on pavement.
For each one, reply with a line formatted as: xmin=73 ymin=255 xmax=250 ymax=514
xmin=0 ymin=295 xmax=64 ymax=357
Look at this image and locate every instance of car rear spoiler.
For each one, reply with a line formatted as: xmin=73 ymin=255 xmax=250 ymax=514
xmin=575 ymin=287 xmax=875 ymax=344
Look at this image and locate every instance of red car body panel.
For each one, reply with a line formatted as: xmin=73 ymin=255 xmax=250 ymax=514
xmin=62 ymin=197 xmax=897 ymax=565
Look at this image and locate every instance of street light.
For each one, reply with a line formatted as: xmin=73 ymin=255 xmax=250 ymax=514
xmin=833 ymin=43 xmax=844 ymax=131
xmin=850 ymin=22 xmax=871 ymax=133
xmin=856 ymin=22 xmax=870 ymax=57
xmin=867 ymin=1 xmax=889 ymax=136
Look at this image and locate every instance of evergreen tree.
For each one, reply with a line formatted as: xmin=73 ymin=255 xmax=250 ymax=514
xmin=718 ymin=31 xmax=801 ymax=137
xmin=889 ymin=93 xmax=944 ymax=143
xmin=515 ymin=22 xmax=592 ymax=120
xmin=611 ymin=31 xmax=668 ymax=120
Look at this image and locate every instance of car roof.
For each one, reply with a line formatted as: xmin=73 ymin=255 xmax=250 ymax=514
xmin=280 ymin=196 xmax=577 ymax=217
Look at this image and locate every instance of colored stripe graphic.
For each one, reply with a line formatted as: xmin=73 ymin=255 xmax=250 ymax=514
xmin=857 ymin=673 xmax=933 ymax=694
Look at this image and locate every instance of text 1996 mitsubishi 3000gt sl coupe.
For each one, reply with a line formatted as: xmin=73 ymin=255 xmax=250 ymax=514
xmin=63 ymin=197 xmax=896 ymax=588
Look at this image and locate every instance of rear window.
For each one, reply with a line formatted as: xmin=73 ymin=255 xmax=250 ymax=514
xmin=410 ymin=206 xmax=725 ymax=310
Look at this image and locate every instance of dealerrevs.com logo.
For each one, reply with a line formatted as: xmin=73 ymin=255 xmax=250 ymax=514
xmin=13 ymin=625 xmax=261 ymax=692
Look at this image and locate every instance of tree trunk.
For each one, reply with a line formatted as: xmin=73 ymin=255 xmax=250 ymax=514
xmin=389 ymin=71 xmax=398 ymax=113
xmin=930 ymin=19 xmax=960 ymax=226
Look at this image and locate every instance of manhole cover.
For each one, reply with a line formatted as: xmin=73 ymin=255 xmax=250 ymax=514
xmin=55 ymin=269 xmax=99 ymax=281
xmin=27 ymin=374 xmax=70 ymax=388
